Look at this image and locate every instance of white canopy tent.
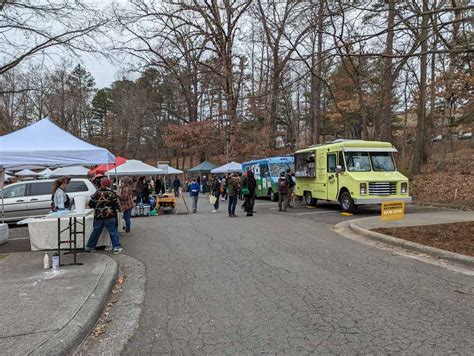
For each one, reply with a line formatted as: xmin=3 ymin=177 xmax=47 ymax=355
xmin=105 ymin=160 xmax=164 ymax=177
xmin=0 ymin=118 xmax=115 ymax=223
xmin=15 ymin=169 xmax=40 ymax=177
xmin=211 ymin=161 xmax=242 ymax=174
xmin=0 ymin=118 xmax=115 ymax=168
xmin=9 ymin=165 xmax=45 ymax=171
xmin=51 ymin=166 xmax=89 ymax=177
xmin=158 ymin=164 xmax=184 ymax=175
xmin=38 ymin=168 xmax=54 ymax=178
xmin=4 ymin=173 xmax=13 ymax=180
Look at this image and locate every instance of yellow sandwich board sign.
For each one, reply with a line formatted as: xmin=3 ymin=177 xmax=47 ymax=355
xmin=381 ymin=201 xmax=405 ymax=221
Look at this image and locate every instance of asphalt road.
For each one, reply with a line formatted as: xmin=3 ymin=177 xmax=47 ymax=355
xmin=120 ymin=198 xmax=474 ymax=355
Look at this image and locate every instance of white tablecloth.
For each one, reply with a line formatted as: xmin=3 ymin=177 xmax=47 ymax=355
xmin=27 ymin=215 xmax=111 ymax=251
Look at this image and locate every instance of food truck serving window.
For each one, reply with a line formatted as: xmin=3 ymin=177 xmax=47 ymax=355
xmin=295 ymin=152 xmax=316 ymax=177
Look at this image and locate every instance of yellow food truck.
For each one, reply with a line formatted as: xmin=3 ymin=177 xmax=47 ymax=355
xmin=294 ymin=139 xmax=412 ymax=212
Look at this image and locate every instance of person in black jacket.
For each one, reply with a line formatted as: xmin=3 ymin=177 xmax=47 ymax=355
xmin=286 ymin=168 xmax=296 ymax=207
xmin=211 ymin=176 xmax=221 ymax=213
xmin=155 ymin=176 xmax=163 ymax=196
xmin=242 ymin=170 xmax=257 ymax=216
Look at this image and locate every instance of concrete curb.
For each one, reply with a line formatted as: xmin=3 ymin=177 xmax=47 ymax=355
xmin=75 ymin=254 xmax=146 ymax=355
xmin=30 ymin=255 xmax=119 ymax=356
xmin=349 ymin=221 xmax=474 ymax=267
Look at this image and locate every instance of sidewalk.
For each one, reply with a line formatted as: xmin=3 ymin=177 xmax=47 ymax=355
xmin=343 ymin=211 xmax=474 ymax=266
xmin=354 ymin=211 xmax=474 ymax=230
xmin=0 ymin=251 xmax=118 ymax=355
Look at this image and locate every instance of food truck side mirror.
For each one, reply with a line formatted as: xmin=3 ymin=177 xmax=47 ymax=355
xmin=335 ymin=165 xmax=344 ymax=174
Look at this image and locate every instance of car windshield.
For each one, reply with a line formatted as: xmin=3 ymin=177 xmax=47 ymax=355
xmin=370 ymin=152 xmax=395 ymax=171
xmin=269 ymin=163 xmax=294 ymax=177
xmin=345 ymin=152 xmax=371 ymax=172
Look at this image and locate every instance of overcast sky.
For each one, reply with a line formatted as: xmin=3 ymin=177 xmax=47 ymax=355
xmin=80 ymin=0 xmax=123 ymax=88
xmin=81 ymin=55 xmax=116 ymax=88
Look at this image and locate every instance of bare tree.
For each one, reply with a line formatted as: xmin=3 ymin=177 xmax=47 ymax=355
xmin=253 ymin=0 xmax=313 ymax=147
xmin=0 ymin=1 xmax=108 ymax=76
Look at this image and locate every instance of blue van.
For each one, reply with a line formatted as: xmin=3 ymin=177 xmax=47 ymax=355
xmin=242 ymin=156 xmax=294 ymax=201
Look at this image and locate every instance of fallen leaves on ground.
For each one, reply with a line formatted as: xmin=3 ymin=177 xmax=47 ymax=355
xmin=91 ymin=276 xmax=126 ymax=338
xmin=92 ymin=325 xmax=105 ymax=337
xmin=411 ymin=172 xmax=474 ymax=208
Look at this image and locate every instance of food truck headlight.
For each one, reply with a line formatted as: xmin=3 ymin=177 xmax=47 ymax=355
xmin=360 ymin=183 xmax=367 ymax=195
xmin=401 ymin=182 xmax=408 ymax=194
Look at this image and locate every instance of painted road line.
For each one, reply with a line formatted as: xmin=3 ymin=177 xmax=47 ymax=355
xmin=294 ymin=210 xmax=337 ymax=215
xmin=7 ymin=237 xmax=30 ymax=240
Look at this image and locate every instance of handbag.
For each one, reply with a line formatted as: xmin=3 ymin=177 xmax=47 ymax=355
xmin=209 ymin=195 xmax=217 ymax=205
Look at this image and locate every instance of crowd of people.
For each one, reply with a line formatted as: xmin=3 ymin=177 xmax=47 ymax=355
xmin=49 ymin=168 xmax=296 ymax=255
xmin=188 ymin=168 xmax=296 ymax=217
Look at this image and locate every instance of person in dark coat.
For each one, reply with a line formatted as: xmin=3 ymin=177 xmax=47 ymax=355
xmin=286 ymin=168 xmax=296 ymax=207
xmin=227 ymin=173 xmax=240 ymax=217
xmin=211 ymin=176 xmax=221 ymax=213
xmin=135 ymin=176 xmax=145 ymax=205
xmin=155 ymin=176 xmax=163 ymax=195
xmin=278 ymin=171 xmax=290 ymax=212
xmin=242 ymin=170 xmax=257 ymax=216
xmin=140 ymin=177 xmax=150 ymax=205
xmin=201 ymin=175 xmax=207 ymax=193
xmin=85 ymin=178 xmax=122 ymax=253
xmin=172 ymin=175 xmax=181 ymax=197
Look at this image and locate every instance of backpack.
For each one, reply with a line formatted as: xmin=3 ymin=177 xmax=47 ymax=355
xmin=278 ymin=177 xmax=287 ymax=187
xmin=287 ymin=174 xmax=295 ymax=188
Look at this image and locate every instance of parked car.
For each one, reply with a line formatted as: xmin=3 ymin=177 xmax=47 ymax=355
xmin=458 ymin=132 xmax=472 ymax=140
xmin=0 ymin=178 xmax=97 ymax=222
xmin=432 ymin=134 xmax=443 ymax=142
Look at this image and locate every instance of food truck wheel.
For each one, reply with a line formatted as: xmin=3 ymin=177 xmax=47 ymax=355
xmin=270 ymin=190 xmax=278 ymax=202
xmin=304 ymin=192 xmax=317 ymax=206
xmin=340 ymin=190 xmax=356 ymax=213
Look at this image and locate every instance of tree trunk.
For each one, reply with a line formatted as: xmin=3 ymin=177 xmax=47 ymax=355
xmin=412 ymin=0 xmax=429 ymax=175
xmin=311 ymin=0 xmax=324 ymax=144
xmin=437 ymin=0 xmax=462 ymax=171
xmin=378 ymin=0 xmax=395 ymax=141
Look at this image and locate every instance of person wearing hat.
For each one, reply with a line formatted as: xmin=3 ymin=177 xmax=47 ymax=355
xmin=118 ymin=177 xmax=134 ymax=235
xmin=277 ymin=171 xmax=290 ymax=212
xmin=85 ymin=178 xmax=123 ymax=253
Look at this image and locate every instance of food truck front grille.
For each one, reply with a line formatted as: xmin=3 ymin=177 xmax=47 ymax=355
xmin=369 ymin=182 xmax=397 ymax=196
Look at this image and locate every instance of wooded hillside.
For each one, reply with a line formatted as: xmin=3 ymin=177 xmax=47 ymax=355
xmin=0 ymin=1 xmax=472 ymax=176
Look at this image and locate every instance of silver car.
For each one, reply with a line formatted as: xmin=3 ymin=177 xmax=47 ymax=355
xmin=0 ymin=178 xmax=97 ymax=222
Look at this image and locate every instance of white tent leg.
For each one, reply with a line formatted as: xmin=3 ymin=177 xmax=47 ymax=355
xmin=1 ymin=166 xmax=4 ymax=224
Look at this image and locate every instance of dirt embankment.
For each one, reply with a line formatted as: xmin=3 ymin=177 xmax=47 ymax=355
xmin=411 ymin=171 xmax=473 ymax=208
xmin=407 ymin=141 xmax=474 ymax=208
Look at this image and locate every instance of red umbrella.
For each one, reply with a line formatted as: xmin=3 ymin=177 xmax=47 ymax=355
xmin=88 ymin=156 xmax=127 ymax=176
